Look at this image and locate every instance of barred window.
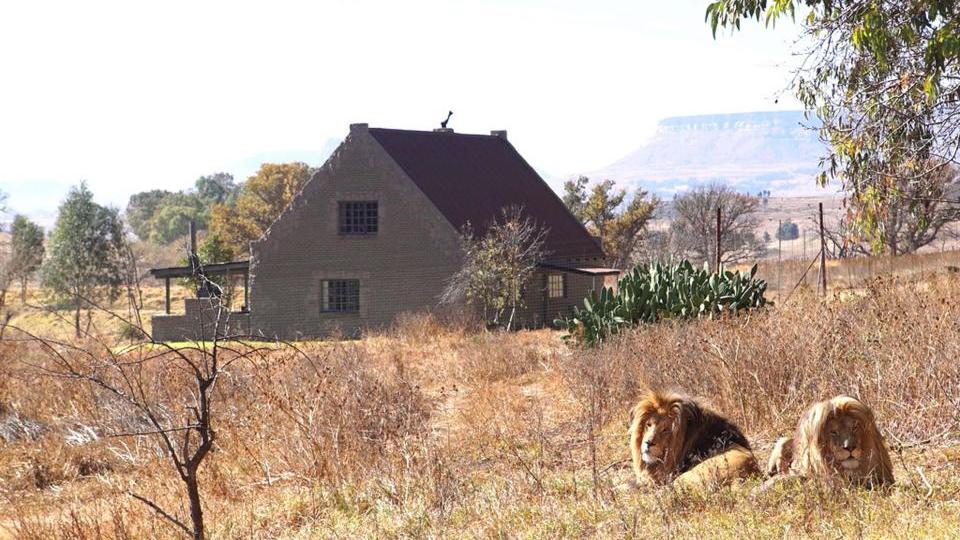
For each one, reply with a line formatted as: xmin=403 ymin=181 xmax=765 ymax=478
xmin=321 ymin=279 xmax=359 ymax=313
xmin=338 ymin=201 xmax=378 ymax=235
xmin=547 ymin=274 xmax=565 ymax=299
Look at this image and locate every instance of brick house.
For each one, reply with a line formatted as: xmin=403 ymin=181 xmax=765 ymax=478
xmin=151 ymin=124 xmax=617 ymax=340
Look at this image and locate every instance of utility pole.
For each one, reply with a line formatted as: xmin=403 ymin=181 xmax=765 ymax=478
xmin=716 ymin=206 xmax=722 ymax=273
xmin=777 ymin=220 xmax=782 ymax=296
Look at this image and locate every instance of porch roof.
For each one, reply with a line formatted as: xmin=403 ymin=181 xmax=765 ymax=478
xmin=148 ymin=260 xmax=250 ymax=279
xmin=538 ymin=263 xmax=620 ymax=276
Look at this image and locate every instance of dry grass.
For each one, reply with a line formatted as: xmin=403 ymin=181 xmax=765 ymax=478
xmin=756 ymin=246 xmax=960 ymax=293
xmin=2 ymin=273 xmax=960 ymax=538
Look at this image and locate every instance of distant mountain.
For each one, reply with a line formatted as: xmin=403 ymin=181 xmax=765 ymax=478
xmin=574 ymin=111 xmax=838 ymax=198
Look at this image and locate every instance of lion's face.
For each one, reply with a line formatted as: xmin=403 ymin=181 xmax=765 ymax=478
xmin=640 ymin=413 xmax=676 ymax=466
xmin=779 ymin=396 xmax=894 ymax=487
xmin=823 ymin=414 xmax=865 ymax=472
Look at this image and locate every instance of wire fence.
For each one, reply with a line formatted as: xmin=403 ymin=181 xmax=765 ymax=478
xmin=717 ymin=202 xmax=960 ymax=297
xmin=753 ymin=236 xmax=960 ymax=297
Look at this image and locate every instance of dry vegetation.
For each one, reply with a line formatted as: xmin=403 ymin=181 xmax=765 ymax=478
xmin=2 ymin=269 xmax=960 ymax=538
xmin=755 ymin=247 xmax=960 ymax=294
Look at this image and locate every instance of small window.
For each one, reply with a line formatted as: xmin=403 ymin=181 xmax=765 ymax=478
xmin=321 ymin=279 xmax=360 ymax=313
xmin=548 ymin=274 xmax=565 ymax=299
xmin=338 ymin=201 xmax=378 ymax=235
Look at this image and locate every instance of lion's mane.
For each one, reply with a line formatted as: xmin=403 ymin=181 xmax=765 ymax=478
xmin=787 ymin=395 xmax=894 ymax=487
xmin=628 ymin=390 xmax=758 ymax=488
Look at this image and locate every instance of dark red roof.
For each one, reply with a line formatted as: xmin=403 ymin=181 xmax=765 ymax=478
xmin=368 ymin=128 xmax=604 ymax=260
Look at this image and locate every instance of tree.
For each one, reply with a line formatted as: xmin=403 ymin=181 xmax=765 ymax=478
xmin=561 ymin=176 xmax=659 ymax=268
xmin=209 ymin=162 xmax=314 ymax=253
xmin=814 ymin=215 xmax=870 ymax=259
xmin=144 ymin=192 xmax=207 ymax=245
xmin=178 ymin=232 xmax=238 ymax=305
xmin=0 ymin=245 xmax=11 ymax=310
xmin=195 ymin=172 xmax=239 ymax=208
xmin=776 ymin=220 xmax=800 ymax=241
xmin=126 ymin=189 xmax=173 ymax=240
xmin=9 ymin=215 xmax=45 ymax=303
xmin=441 ymin=206 xmax=548 ymax=330
xmin=818 ymin=163 xmax=960 ymax=256
xmin=706 ymin=0 xmax=960 ymax=249
xmin=757 ymin=190 xmax=771 ymax=206
xmin=670 ymin=184 xmax=765 ymax=267
xmin=878 ymin=164 xmax=960 ymax=254
xmin=41 ymin=182 xmax=127 ymax=337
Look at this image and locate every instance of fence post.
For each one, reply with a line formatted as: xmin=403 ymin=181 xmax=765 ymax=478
xmin=777 ymin=219 xmax=782 ymax=297
xmin=716 ymin=206 xmax=722 ymax=272
xmin=818 ymin=202 xmax=828 ymax=296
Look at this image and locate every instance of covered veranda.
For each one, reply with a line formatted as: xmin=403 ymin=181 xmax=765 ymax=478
xmin=148 ymin=260 xmax=251 ymax=314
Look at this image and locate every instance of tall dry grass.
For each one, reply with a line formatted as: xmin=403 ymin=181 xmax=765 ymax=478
xmin=1 ymin=274 xmax=959 ymax=538
xmin=577 ymin=274 xmax=960 ymax=443
xmin=757 ymin=247 xmax=960 ymax=293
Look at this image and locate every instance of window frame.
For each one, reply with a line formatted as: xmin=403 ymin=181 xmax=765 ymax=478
xmin=337 ymin=201 xmax=379 ymax=236
xmin=547 ymin=273 xmax=566 ymax=299
xmin=320 ymin=279 xmax=360 ymax=313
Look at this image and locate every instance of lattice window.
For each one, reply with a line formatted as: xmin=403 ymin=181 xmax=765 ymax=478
xmin=338 ymin=201 xmax=378 ymax=235
xmin=547 ymin=274 xmax=565 ymax=299
xmin=321 ymin=279 xmax=360 ymax=313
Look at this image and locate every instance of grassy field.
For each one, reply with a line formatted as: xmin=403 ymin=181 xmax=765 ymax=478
xmin=1 ymin=266 xmax=960 ymax=538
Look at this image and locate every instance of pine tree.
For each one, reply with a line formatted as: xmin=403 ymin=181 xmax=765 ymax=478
xmin=41 ymin=182 xmax=127 ymax=336
xmin=9 ymin=215 xmax=45 ymax=303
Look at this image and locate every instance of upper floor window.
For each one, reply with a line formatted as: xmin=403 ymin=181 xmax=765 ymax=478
xmin=548 ymin=274 xmax=565 ymax=299
xmin=338 ymin=201 xmax=378 ymax=235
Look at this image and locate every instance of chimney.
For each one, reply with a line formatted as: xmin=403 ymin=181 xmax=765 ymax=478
xmin=491 ymin=130 xmax=508 ymax=141
xmin=433 ymin=127 xmax=454 ymax=133
xmin=350 ymin=123 xmax=369 ymax=134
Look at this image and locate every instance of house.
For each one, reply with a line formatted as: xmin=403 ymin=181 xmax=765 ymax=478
xmin=150 ymin=124 xmax=618 ymax=341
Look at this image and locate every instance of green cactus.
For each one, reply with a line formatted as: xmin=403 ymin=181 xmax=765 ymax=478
xmin=557 ymin=260 xmax=770 ymax=346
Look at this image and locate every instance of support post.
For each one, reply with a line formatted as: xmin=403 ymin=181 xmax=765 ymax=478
xmin=164 ymin=277 xmax=171 ymax=314
xmin=715 ymin=206 xmax=722 ymax=272
xmin=189 ymin=220 xmax=197 ymax=254
xmin=243 ymin=271 xmax=250 ymax=311
xmin=818 ymin=202 xmax=827 ymax=296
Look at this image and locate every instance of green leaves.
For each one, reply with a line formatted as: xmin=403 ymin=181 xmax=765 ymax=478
xmin=41 ymin=182 xmax=128 ymax=309
xmin=558 ymin=260 xmax=769 ymax=347
xmin=706 ymin=0 xmax=960 ymax=251
xmin=561 ymin=176 xmax=658 ymax=270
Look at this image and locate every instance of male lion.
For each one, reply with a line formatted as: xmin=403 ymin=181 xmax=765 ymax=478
xmin=766 ymin=395 xmax=894 ymax=488
xmin=628 ymin=390 xmax=759 ymax=490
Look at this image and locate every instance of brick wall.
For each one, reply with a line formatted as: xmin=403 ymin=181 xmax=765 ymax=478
xmin=512 ymin=267 xmax=608 ymax=328
xmin=151 ymin=299 xmax=251 ymax=342
xmin=247 ymin=125 xmax=464 ymax=339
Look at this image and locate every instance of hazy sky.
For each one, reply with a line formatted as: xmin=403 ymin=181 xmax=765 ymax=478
xmin=0 ymin=0 xmax=802 ymax=221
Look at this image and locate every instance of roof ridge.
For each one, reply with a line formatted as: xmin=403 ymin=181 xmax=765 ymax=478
xmin=368 ymin=127 xmax=502 ymax=138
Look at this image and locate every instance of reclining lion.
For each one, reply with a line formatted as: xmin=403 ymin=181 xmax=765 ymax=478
xmin=629 ymin=390 xmax=759 ymax=490
xmin=766 ymin=395 xmax=894 ymax=488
